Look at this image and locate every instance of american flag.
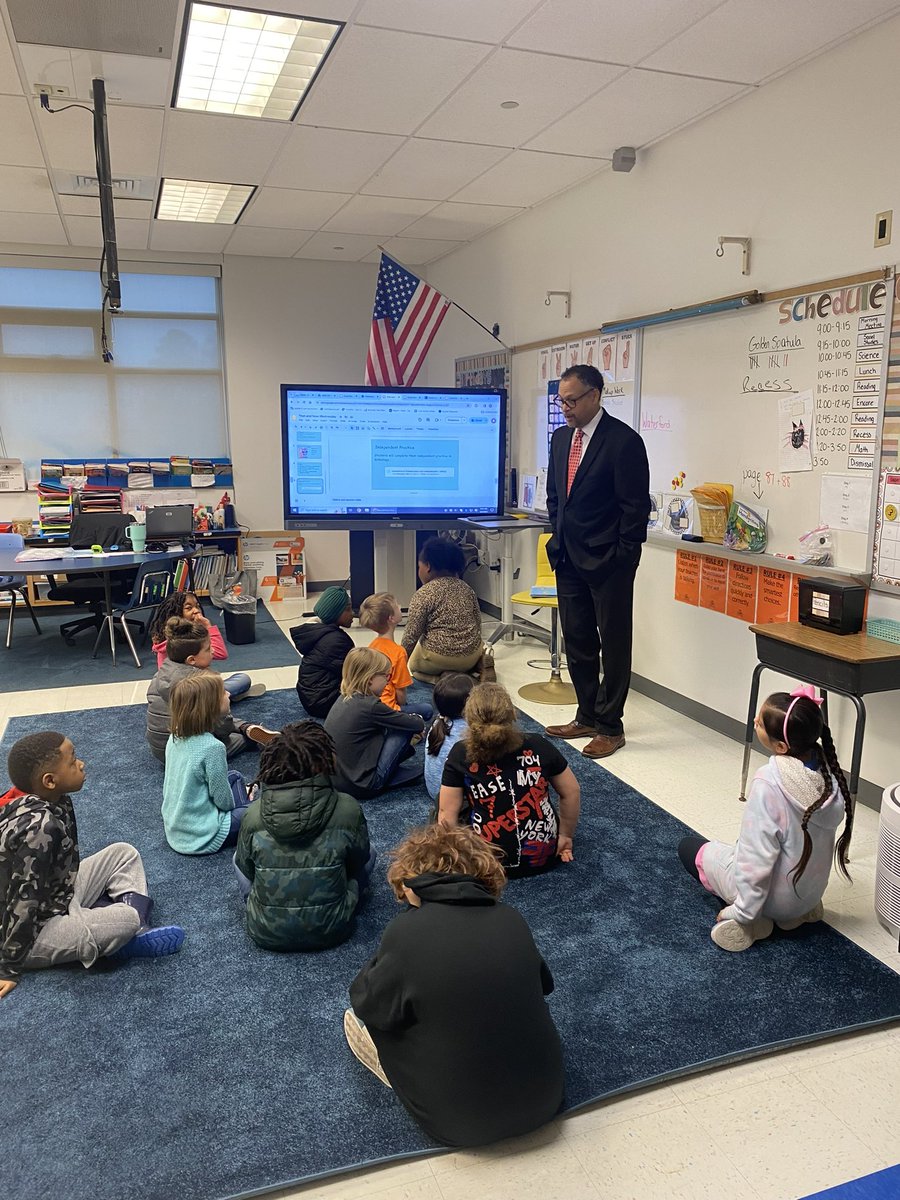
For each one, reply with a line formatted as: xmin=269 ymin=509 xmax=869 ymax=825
xmin=365 ymin=253 xmax=451 ymax=386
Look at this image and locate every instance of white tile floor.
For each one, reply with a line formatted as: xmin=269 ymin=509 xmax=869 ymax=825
xmin=3 ymin=595 xmax=898 ymax=1200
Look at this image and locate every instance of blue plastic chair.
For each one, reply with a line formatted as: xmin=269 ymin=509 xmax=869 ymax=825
xmin=91 ymin=560 xmax=174 ymax=667
xmin=0 ymin=532 xmax=42 ymax=649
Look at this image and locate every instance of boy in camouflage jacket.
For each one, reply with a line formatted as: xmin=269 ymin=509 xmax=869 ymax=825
xmin=0 ymin=731 xmax=184 ymax=997
xmin=234 ymin=722 xmax=373 ymax=952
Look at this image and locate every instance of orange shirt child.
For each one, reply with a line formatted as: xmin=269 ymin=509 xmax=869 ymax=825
xmin=369 ymin=636 xmax=413 ymax=710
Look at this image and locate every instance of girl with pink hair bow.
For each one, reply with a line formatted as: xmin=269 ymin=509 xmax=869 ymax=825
xmin=678 ymin=686 xmax=854 ymax=952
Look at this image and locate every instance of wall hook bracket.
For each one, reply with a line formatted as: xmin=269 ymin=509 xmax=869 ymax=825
xmin=717 ymin=236 xmax=752 ymax=276
xmin=545 ymin=290 xmax=571 ymax=318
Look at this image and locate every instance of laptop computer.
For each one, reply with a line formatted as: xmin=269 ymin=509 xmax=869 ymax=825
xmin=145 ymin=504 xmax=194 ymax=542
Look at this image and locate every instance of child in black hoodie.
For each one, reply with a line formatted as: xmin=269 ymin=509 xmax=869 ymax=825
xmin=345 ymin=823 xmax=564 ymax=1147
xmin=291 ymin=587 xmax=354 ymax=718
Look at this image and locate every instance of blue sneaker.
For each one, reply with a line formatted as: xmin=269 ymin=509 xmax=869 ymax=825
xmin=110 ymin=925 xmax=185 ymax=960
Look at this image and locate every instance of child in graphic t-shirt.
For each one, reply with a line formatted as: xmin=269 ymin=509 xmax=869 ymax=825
xmin=358 ymin=592 xmax=433 ymax=721
xmin=439 ymin=683 xmax=580 ymax=877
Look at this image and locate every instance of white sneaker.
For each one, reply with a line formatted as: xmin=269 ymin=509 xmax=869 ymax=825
xmin=711 ymin=916 xmax=774 ymax=952
xmin=776 ymin=901 xmax=825 ymax=932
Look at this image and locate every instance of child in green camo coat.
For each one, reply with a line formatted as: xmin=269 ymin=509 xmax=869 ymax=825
xmin=233 ymin=721 xmax=373 ymax=952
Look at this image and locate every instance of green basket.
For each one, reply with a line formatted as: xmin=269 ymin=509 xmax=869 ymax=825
xmin=865 ymin=618 xmax=900 ymax=645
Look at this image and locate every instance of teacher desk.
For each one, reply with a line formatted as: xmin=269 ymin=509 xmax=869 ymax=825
xmin=0 ymin=547 xmax=194 ymax=667
xmin=741 ymin=621 xmax=900 ymax=804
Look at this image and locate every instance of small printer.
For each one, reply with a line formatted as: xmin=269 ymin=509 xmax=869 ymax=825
xmin=797 ymin=577 xmax=866 ymax=635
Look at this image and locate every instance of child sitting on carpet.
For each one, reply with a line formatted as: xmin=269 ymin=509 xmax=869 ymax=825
xmin=678 ymin=686 xmax=854 ymax=953
xmin=162 ymin=673 xmax=254 ymax=855
xmin=358 ymin=591 xmax=433 ymax=722
xmin=424 ymin=672 xmax=474 ymax=802
xmin=324 ymin=647 xmax=425 ymax=800
xmin=147 ymin=617 xmax=277 ymax=764
xmin=290 ymin=586 xmax=354 ymax=718
xmin=0 ymin=731 xmax=184 ymax=997
xmin=149 ymin=591 xmax=265 ymax=701
xmin=344 ymin=823 xmax=564 ymax=1147
xmin=438 ymin=683 xmax=580 ymax=878
xmin=233 ymin=721 xmax=373 ymax=951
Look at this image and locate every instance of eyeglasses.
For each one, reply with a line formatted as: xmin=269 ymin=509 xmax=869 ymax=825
xmin=554 ymin=387 xmax=595 ymax=409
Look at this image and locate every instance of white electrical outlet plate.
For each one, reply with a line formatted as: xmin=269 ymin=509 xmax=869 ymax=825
xmin=874 ymin=209 xmax=892 ymax=247
xmin=34 ymin=83 xmax=71 ymax=98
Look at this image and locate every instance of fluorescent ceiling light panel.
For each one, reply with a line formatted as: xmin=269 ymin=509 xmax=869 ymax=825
xmin=174 ymin=2 xmax=343 ymax=120
xmin=156 ymin=178 xmax=255 ymax=223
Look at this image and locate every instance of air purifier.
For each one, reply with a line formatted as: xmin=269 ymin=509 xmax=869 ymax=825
xmin=875 ymin=782 xmax=900 ymax=936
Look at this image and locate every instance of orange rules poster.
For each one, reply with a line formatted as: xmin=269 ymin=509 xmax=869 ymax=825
xmin=756 ymin=567 xmax=791 ymax=623
xmin=727 ymin=561 xmax=759 ymax=622
xmin=698 ymin=555 xmax=729 ymax=612
xmin=674 ymin=550 xmax=700 ymax=604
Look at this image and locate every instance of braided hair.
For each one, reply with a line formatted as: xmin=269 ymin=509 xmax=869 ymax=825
xmin=427 ymin=672 xmax=475 ymax=756
xmin=253 ymin=720 xmax=335 ymax=786
xmin=149 ymin=591 xmax=198 ymax=643
xmin=761 ymin=691 xmax=853 ymax=886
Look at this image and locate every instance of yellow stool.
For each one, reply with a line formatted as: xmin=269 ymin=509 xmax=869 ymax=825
xmin=510 ymin=534 xmax=576 ymax=705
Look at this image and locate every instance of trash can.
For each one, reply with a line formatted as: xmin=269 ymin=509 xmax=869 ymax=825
xmin=222 ymin=591 xmax=258 ymax=645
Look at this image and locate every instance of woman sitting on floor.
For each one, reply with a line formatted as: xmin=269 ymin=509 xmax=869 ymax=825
xmin=400 ymin=537 xmax=484 ymax=683
xmin=344 ymin=823 xmax=564 ymax=1147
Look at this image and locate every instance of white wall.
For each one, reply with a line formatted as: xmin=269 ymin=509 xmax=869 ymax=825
xmin=424 ymin=15 xmax=900 ymax=793
xmin=221 ymin=254 xmax=377 ymax=583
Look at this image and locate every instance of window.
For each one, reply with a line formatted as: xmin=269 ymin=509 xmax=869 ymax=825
xmin=0 ymin=266 xmax=228 ymax=473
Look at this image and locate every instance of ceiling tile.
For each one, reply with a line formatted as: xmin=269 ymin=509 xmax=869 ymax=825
xmin=323 ymin=194 xmax=436 ymax=236
xmin=63 ymin=215 xmax=151 ymax=250
xmin=0 ymin=96 xmax=43 ymax=167
xmin=0 ymin=211 xmax=67 ymax=244
xmin=36 ymin=104 xmax=164 ymax=177
xmin=526 ymin=69 xmax=746 ymax=158
xmin=163 ymin=111 xmax=289 ymax=184
xmin=417 ymin=49 xmax=625 ymax=147
xmin=241 ymin=187 xmax=350 ymax=229
xmin=0 ymin=20 xmax=22 ymax=96
xmin=226 ymin=0 xmax=356 ymax=16
xmin=374 ymin=236 xmax=466 ymax=265
xmin=401 ymin=201 xmax=522 ymax=241
xmin=506 ymin=0 xmax=724 ymax=65
xmin=59 ymin=196 xmax=155 ymax=219
xmin=642 ymin=0 xmax=900 ymax=84
xmin=150 ymin=221 xmax=234 ymax=252
xmin=293 ymin=231 xmax=382 ymax=261
xmin=265 ymin=126 xmax=404 ymax=192
xmin=452 ymin=149 xmax=604 ymax=207
xmin=361 ymin=138 xmax=510 ymax=201
xmin=18 ymin=45 xmax=170 ymax=106
xmin=223 ymin=226 xmax=314 ymax=257
xmin=355 ymin=0 xmax=540 ymax=42
xmin=0 ymin=166 xmax=57 ymax=213
xmin=296 ymin=26 xmax=491 ymax=135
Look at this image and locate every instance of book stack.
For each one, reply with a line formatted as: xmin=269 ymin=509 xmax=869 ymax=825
xmin=36 ymin=484 xmax=73 ymax=536
xmin=79 ymin=486 xmax=124 ymax=515
xmin=175 ymin=547 xmax=238 ymax=593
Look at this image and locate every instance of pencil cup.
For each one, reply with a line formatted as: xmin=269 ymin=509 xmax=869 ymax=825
xmin=127 ymin=524 xmax=147 ymax=553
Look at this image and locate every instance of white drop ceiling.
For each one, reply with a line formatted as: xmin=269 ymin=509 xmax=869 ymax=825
xmin=0 ymin=0 xmax=898 ymax=266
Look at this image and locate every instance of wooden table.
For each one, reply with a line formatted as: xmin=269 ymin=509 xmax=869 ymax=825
xmin=741 ymin=621 xmax=900 ymax=801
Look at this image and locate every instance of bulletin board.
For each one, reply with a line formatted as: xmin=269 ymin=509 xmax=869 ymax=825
xmin=638 ymin=271 xmax=897 ymax=571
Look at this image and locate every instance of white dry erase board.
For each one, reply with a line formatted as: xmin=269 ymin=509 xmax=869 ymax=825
xmin=638 ymin=273 xmax=897 ymax=570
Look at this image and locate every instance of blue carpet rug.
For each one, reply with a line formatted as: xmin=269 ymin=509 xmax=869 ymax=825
xmin=1 ymin=604 xmax=297 ymax=690
xmin=800 ymin=1165 xmax=900 ymax=1199
xmin=3 ymin=689 xmax=900 ymax=1200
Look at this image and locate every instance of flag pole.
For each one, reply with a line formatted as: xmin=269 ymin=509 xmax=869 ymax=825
xmin=377 ymin=246 xmax=510 ymax=350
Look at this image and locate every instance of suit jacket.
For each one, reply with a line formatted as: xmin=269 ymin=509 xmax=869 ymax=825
xmin=546 ymin=411 xmax=650 ymax=580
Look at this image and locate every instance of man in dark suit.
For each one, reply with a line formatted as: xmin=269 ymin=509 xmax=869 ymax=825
xmin=544 ymin=365 xmax=650 ymax=759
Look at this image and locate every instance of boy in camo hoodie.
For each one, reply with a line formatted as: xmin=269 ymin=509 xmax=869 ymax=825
xmin=0 ymin=731 xmax=184 ymax=998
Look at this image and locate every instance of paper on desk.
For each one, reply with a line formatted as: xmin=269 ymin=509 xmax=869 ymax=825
xmin=534 ymin=468 xmax=548 ymax=514
xmin=819 ymin=474 xmax=870 ymax=533
xmin=15 ymin=547 xmax=68 ymax=561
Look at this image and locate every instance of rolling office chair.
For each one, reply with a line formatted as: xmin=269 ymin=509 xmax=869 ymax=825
xmin=45 ymin=512 xmax=140 ymax=645
xmin=0 ymin=532 xmax=42 ymax=648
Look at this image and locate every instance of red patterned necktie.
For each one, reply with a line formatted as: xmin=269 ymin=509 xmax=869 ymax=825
xmin=566 ymin=428 xmax=584 ymax=496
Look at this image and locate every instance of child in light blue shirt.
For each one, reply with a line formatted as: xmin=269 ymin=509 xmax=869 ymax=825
xmin=162 ymin=673 xmax=253 ymax=855
xmin=424 ymin=673 xmax=475 ymax=801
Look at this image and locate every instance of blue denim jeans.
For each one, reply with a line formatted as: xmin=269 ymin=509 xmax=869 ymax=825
xmin=224 ymin=672 xmax=251 ymax=699
xmin=401 ymin=700 xmax=434 ymax=722
xmin=369 ymin=731 xmax=423 ymax=794
xmin=222 ymin=769 xmax=251 ymax=848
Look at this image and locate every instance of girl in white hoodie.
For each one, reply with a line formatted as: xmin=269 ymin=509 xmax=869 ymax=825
xmin=679 ymin=686 xmax=853 ymax=952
